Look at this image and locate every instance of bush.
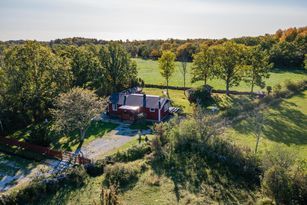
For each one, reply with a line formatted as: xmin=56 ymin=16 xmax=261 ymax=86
xmin=104 ymin=161 xmax=143 ymax=187
xmin=262 ymin=166 xmax=292 ymax=204
xmin=0 ymin=166 xmax=87 ymax=204
xmin=266 ymin=86 xmax=272 ymax=95
xmin=27 ymin=123 xmax=52 ymax=147
xmin=112 ymin=144 xmax=151 ymax=162
xmin=186 ymin=85 xmax=213 ymax=104
xmin=85 ymin=161 xmax=105 ymax=177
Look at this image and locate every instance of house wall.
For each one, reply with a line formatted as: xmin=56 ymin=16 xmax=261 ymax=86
xmin=108 ymin=103 xmax=121 ymax=117
xmin=108 ymin=102 xmax=169 ymax=122
xmin=143 ymin=107 xmax=159 ymax=121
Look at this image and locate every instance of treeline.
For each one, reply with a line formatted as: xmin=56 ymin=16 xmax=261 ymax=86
xmin=0 ymin=41 xmax=140 ymax=136
xmin=1 ymin=26 xmax=306 ymax=68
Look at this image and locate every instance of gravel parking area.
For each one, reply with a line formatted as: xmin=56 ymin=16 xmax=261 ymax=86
xmin=81 ymin=123 xmax=152 ymax=160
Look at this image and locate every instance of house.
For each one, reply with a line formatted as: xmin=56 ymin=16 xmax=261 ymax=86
xmin=108 ymin=88 xmax=170 ymax=122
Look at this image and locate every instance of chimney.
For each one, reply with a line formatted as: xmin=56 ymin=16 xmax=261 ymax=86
xmin=124 ymin=95 xmax=127 ymax=105
xmin=143 ymin=94 xmax=146 ymax=107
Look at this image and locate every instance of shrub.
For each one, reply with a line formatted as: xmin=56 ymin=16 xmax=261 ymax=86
xmin=28 ymin=123 xmax=52 ymax=146
xmin=266 ymin=86 xmax=272 ymax=95
xmin=262 ymin=166 xmax=292 ymax=204
xmin=186 ymin=85 xmax=213 ymax=105
xmin=0 ymin=166 xmax=87 ymax=204
xmin=112 ymin=144 xmax=151 ymax=162
xmin=104 ymin=161 xmax=143 ymax=187
xmin=85 ymin=161 xmax=105 ymax=177
xmin=285 ymin=80 xmax=299 ymax=92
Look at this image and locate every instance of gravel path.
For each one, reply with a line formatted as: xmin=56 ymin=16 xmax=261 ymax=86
xmin=81 ymin=123 xmax=151 ymax=160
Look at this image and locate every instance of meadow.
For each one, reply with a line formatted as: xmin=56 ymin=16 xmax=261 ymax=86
xmin=228 ymin=90 xmax=307 ymax=160
xmin=135 ymin=58 xmax=307 ymax=91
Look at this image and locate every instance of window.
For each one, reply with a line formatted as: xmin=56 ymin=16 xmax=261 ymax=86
xmin=112 ymin=104 xmax=118 ymax=111
xmin=149 ymin=108 xmax=155 ymax=112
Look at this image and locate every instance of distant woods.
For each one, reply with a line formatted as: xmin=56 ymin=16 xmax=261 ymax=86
xmin=2 ymin=26 xmax=305 ymax=68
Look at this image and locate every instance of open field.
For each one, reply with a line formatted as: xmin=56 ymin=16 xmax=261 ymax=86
xmin=135 ymin=58 xmax=307 ymax=91
xmin=227 ymin=90 xmax=307 ymax=160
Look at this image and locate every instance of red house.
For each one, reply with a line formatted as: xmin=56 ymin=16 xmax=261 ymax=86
xmin=107 ymin=88 xmax=170 ymax=122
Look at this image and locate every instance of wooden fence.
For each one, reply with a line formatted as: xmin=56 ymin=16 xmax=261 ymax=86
xmin=0 ymin=137 xmax=91 ymax=165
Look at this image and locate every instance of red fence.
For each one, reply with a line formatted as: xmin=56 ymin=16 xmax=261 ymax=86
xmin=0 ymin=137 xmax=91 ymax=165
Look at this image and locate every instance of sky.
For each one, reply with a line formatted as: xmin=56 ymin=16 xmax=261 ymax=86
xmin=0 ymin=0 xmax=306 ymax=41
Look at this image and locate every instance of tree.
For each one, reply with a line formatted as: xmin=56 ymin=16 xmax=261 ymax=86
xmin=304 ymin=54 xmax=307 ymax=70
xmin=70 ymin=46 xmax=100 ymax=87
xmin=2 ymin=41 xmax=71 ymax=124
xmin=99 ymin=43 xmax=138 ymax=93
xmin=244 ymin=46 xmax=272 ymax=93
xmin=250 ymin=110 xmax=264 ymax=153
xmin=191 ymin=46 xmax=215 ymax=86
xmin=214 ymin=41 xmax=247 ymax=95
xmin=158 ymin=51 xmax=176 ymax=96
xmin=176 ymin=43 xmax=196 ymax=89
xmin=51 ymin=87 xmax=106 ymax=143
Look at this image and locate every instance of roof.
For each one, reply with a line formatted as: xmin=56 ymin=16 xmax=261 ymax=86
xmin=110 ymin=92 xmax=168 ymax=109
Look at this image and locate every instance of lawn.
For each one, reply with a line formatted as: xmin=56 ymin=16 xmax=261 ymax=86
xmin=52 ymin=121 xmax=118 ymax=151
xmin=227 ymin=90 xmax=307 ymax=160
xmin=8 ymin=121 xmax=118 ymax=152
xmin=135 ymin=58 xmax=307 ymax=91
xmin=143 ymin=88 xmax=193 ymax=114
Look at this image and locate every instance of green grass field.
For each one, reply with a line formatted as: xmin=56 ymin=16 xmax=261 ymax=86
xmin=135 ymin=58 xmax=307 ymax=91
xmin=53 ymin=121 xmax=118 ymax=151
xmin=227 ymin=90 xmax=307 ymax=160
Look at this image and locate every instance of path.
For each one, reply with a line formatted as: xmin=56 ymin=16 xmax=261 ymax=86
xmin=81 ymin=123 xmax=151 ymax=160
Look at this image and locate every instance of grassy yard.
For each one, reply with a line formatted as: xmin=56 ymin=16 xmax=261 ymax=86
xmin=52 ymin=121 xmax=118 ymax=151
xmin=143 ymin=88 xmax=193 ymax=114
xmin=8 ymin=121 xmax=118 ymax=152
xmin=227 ymin=90 xmax=307 ymax=160
xmin=135 ymin=58 xmax=307 ymax=91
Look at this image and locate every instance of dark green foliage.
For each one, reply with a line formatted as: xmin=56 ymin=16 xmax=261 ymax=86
xmin=186 ymin=85 xmax=213 ymax=104
xmin=0 ymin=166 xmax=87 ymax=205
xmin=262 ymin=146 xmax=307 ymax=205
xmin=99 ymin=43 xmax=138 ymax=93
xmin=112 ymin=144 xmax=151 ymax=162
xmin=104 ymin=162 xmax=142 ymax=188
xmin=27 ymin=123 xmax=52 ymax=146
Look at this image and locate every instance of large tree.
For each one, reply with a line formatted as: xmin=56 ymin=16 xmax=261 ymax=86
xmin=244 ymin=46 xmax=272 ymax=93
xmin=71 ymin=46 xmax=100 ymax=87
xmin=158 ymin=51 xmax=176 ymax=96
xmin=99 ymin=43 xmax=138 ymax=93
xmin=51 ymin=87 xmax=106 ymax=143
xmin=2 ymin=41 xmax=71 ymax=124
xmin=191 ymin=46 xmax=215 ymax=86
xmin=214 ymin=42 xmax=247 ymax=95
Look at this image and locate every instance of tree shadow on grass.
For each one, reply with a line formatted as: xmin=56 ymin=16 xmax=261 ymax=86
xmin=270 ymin=68 xmax=307 ymax=75
xmin=52 ymin=121 xmax=118 ymax=151
xmin=232 ymin=100 xmax=307 ymax=145
xmin=150 ymin=151 xmax=258 ymax=203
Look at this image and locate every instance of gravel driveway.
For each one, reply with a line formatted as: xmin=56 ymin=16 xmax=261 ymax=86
xmin=81 ymin=123 xmax=151 ymax=160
